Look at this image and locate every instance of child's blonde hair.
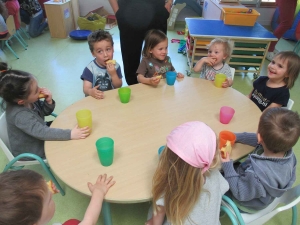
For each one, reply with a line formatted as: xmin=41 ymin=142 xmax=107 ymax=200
xmin=273 ymin=51 xmax=300 ymax=88
xmin=142 ymin=29 xmax=167 ymax=58
xmin=152 ymin=147 xmax=220 ymax=224
xmin=208 ymin=38 xmax=233 ymax=60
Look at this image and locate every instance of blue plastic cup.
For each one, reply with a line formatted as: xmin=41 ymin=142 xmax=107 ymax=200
xmin=166 ymin=71 xmax=177 ymax=86
xmin=158 ymin=146 xmax=165 ymax=156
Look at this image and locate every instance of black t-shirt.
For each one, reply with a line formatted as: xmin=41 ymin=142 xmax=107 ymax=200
xmin=250 ymin=76 xmax=289 ymax=111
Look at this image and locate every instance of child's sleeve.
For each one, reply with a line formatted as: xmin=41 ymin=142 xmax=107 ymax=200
xmin=272 ymin=88 xmax=290 ymax=107
xmin=38 ymin=100 xmax=55 ymax=116
xmin=80 ymin=67 xmax=94 ymax=85
xmin=116 ymin=63 xmax=123 ymax=79
xmin=234 ymin=132 xmax=258 ymax=147
xmin=136 ymin=58 xmax=148 ymax=77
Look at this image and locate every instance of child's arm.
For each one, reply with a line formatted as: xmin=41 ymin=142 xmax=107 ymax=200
xmin=248 ymin=89 xmax=254 ymax=98
xmin=83 ymin=80 xmax=104 ymax=100
xmin=145 ymin=206 xmax=166 ymax=225
xmin=193 ymin=57 xmax=216 ymax=72
xmin=106 ymin=63 xmax=122 ymax=88
xmin=108 ymin=0 xmax=119 ymax=13
xmin=79 ymin=174 xmax=115 ymax=225
xmin=266 ymin=102 xmax=283 ymax=109
xmin=137 ymin=74 xmax=161 ymax=86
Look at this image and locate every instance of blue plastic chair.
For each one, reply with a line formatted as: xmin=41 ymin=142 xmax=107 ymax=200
xmin=0 ymin=112 xmax=65 ymax=196
xmin=221 ymin=188 xmax=300 ymax=225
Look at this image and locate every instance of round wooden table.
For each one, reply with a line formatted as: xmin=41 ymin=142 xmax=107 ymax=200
xmin=45 ymin=77 xmax=261 ymax=224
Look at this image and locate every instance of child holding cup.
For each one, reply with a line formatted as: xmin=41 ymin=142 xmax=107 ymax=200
xmin=221 ymin=108 xmax=300 ymax=212
xmin=80 ymin=30 xmax=123 ymax=99
xmin=137 ymin=29 xmax=184 ymax=87
xmin=0 ymin=62 xmax=90 ymax=159
xmin=193 ymin=38 xmax=233 ymax=88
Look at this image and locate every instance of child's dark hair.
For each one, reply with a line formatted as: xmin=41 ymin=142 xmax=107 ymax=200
xmin=273 ymin=51 xmax=300 ymax=88
xmin=258 ymin=107 xmax=300 ymax=153
xmin=88 ymin=30 xmax=114 ymax=52
xmin=207 ymin=38 xmax=233 ymax=60
xmin=0 ymin=62 xmax=34 ymax=110
xmin=142 ymin=29 xmax=167 ymax=58
xmin=0 ymin=170 xmax=48 ymax=225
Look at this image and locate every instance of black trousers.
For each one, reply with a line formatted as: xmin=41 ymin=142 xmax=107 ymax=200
xmin=116 ymin=1 xmax=169 ymax=85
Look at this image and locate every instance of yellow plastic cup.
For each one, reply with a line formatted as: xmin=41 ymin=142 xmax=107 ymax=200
xmin=76 ymin=109 xmax=92 ymax=131
xmin=214 ymin=73 xmax=227 ymax=88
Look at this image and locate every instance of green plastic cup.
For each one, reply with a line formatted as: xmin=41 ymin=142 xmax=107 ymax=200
xmin=118 ymin=87 xmax=131 ymax=103
xmin=214 ymin=73 xmax=227 ymax=88
xmin=96 ymin=137 xmax=114 ymax=166
xmin=76 ymin=109 xmax=92 ymax=130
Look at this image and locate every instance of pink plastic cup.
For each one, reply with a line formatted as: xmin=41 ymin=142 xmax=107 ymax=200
xmin=220 ymin=106 xmax=235 ymax=124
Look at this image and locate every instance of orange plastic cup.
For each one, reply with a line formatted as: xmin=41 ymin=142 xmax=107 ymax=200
xmin=219 ymin=130 xmax=236 ymax=149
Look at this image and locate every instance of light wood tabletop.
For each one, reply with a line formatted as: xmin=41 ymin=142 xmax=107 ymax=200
xmin=45 ymin=77 xmax=261 ymax=203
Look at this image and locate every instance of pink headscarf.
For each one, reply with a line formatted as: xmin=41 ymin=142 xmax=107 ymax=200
xmin=166 ymin=121 xmax=216 ymax=174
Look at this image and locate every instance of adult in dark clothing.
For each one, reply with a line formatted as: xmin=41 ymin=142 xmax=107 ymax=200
xmin=108 ymin=0 xmax=171 ymax=85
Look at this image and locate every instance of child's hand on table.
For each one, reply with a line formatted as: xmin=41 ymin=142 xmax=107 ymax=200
xmin=176 ymin=72 xmax=184 ymax=78
xmin=71 ymin=125 xmax=91 ymax=139
xmin=150 ymin=76 xmax=161 ymax=86
xmin=222 ymin=79 xmax=230 ymax=88
xmin=87 ymin=174 xmax=115 ymax=196
xmin=90 ymin=85 xmax=104 ymax=100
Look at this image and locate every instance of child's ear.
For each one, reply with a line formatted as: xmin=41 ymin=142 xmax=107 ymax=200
xmin=17 ymin=99 xmax=25 ymax=105
xmin=257 ymin=133 xmax=263 ymax=144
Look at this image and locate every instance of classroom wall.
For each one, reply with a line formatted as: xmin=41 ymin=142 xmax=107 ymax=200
xmin=78 ymin=0 xmax=113 ymax=16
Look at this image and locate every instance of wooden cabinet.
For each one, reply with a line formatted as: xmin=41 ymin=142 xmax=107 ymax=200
xmin=44 ymin=0 xmax=77 ymax=38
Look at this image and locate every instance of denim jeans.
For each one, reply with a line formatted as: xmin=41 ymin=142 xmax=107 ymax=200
xmin=28 ymin=11 xmax=48 ymax=38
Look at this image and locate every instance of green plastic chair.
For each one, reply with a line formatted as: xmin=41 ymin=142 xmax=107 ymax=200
xmin=0 ymin=112 xmax=65 ymax=196
xmin=221 ymin=188 xmax=300 ymax=225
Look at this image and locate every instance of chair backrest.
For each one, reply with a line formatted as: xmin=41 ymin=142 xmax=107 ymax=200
xmin=6 ymin=15 xmax=17 ymax=36
xmin=0 ymin=112 xmax=14 ymax=161
xmin=242 ymin=184 xmax=300 ymax=225
xmin=286 ymin=99 xmax=294 ymax=110
xmin=230 ymin=67 xmax=235 ymax=80
xmin=0 ymin=112 xmax=41 ymax=166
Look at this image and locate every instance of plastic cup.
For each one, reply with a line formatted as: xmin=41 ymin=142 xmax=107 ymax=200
xmin=219 ymin=130 xmax=236 ymax=149
xmin=118 ymin=87 xmax=131 ymax=103
xmin=158 ymin=145 xmax=165 ymax=156
xmin=220 ymin=106 xmax=235 ymax=124
xmin=166 ymin=71 xmax=177 ymax=85
xmin=96 ymin=137 xmax=114 ymax=166
xmin=76 ymin=109 xmax=92 ymax=130
xmin=214 ymin=73 xmax=227 ymax=88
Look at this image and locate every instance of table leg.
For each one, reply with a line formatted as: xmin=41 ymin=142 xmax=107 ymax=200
xmin=102 ymin=201 xmax=112 ymax=225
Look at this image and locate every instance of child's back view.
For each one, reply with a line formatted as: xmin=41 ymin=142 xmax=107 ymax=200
xmin=222 ymin=107 xmax=300 ymax=212
xmin=146 ymin=121 xmax=229 ymax=225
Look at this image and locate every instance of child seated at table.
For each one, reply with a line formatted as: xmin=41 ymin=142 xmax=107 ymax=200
xmin=0 ymin=169 xmax=115 ymax=225
xmin=0 ymin=62 xmax=90 ymax=159
xmin=81 ymin=30 xmax=122 ymax=100
xmin=221 ymin=107 xmax=300 ymax=213
xmin=137 ymin=29 xmax=184 ymax=86
xmin=193 ymin=38 xmax=233 ymax=88
xmin=248 ymin=51 xmax=300 ymax=111
xmin=146 ymin=121 xmax=229 ymax=225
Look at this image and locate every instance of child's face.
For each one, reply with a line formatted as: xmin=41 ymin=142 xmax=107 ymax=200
xmin=24 ymin=79 xmax=41 ymax=104
xmin=92 ymin=40 xmax=114 ymax=67
xmin=36 ymin=189 xmax=55 ymax=225
xmin=267 ymin=56 xmax=288 ymax=82
xmin=208 ymin=43 xmax=227 ymax=66
xmin=150 ymin=39 xmax=168 ymax=61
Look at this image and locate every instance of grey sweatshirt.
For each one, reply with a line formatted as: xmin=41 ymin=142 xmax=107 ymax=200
xmin=222 ymin=132 xmax=296 ymax=211
xmin=6 ymin=100 xmax=71 ymax=159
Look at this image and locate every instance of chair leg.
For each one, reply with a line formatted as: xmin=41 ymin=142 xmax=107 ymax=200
xmin=19 ymin=27 xmax=30 ymax=40
xmin=221 ymin=206 xmax=239 ymax=225
xmin=4 ymin=40 xmax=19 ymax=59
xmin=16 ymin=30 xmax=28 ymax=47
xmin=292 ymin=206 xmax=297 ymax=225
xmin=13 ymin=35 xmax=27 ymax=50
xmin=3 ymin=153 xmax=65 ymax=196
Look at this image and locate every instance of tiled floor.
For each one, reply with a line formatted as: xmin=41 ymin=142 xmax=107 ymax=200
xmin=1 ymin=24 xmax=300 ymax=225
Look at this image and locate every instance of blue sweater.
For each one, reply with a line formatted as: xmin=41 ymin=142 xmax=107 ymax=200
xmin=222 ymin=132 xmax=296 ymax=211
